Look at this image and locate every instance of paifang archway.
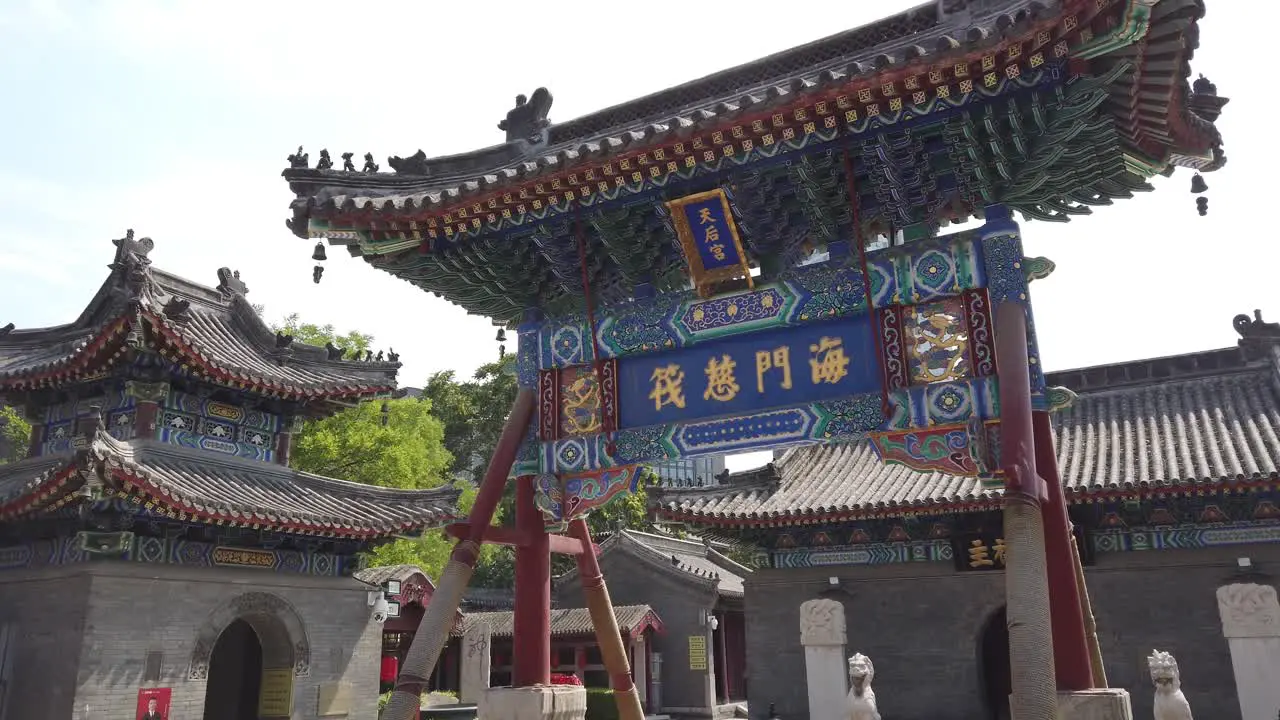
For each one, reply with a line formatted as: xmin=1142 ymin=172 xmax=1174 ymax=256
xmin=189 ymin=592 xmax=312 ymax=718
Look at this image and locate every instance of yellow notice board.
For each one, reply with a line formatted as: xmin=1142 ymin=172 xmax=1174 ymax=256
xmin=688 ymin=635 xmax=708 ymax=671
xmin=258 ymin=668 xmax=294 ymax=718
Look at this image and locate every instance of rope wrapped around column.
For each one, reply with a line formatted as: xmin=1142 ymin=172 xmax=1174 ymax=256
xmin=569 ymin=519 xmax=645 ymax=720
xmin=1071 ymin=533 xmax=1108 ymax=687
xmin=383 ymin=542 xmax=480 ymax=719
xmin=1004 ymin=498 xmax=1058 ymax=720
xmin=383 ymin=389 xmax=536 ymax=720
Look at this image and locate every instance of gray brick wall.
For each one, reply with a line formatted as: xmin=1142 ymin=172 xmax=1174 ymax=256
xmin=0 ymin=567 xmax=92 ymax=720
xmin=744 ymin=541 xmax=1280 ymax=720
xmin=556 ymin=553 xmax=718 ymax=714
xmin=0 ymin=561 xmax=384 ymax=720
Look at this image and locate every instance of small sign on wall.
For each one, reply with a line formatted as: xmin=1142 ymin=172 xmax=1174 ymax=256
xmin=952 ymin=525 xmax=1094 ymax=572
xmin=688 ymin=635 xmax=708 ymax=671
xmin=136 ymin=687 xmax=171 ymax=720
xmin=259 ymin=668 xmax=294 ymax=718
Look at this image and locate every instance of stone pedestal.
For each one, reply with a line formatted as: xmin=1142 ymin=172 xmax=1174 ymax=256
xmin=1056 ymin=689 xmax=1133 ymax=720
xmin=461 ymin=621 xmax=493 ymax=704
xmin=799 ymin=599 xmax=847 ymax=720
xmin=1216 ymin=582 xmax=1280 ymax=720
xmin=479 ymin=686 xmax=586 ymax=720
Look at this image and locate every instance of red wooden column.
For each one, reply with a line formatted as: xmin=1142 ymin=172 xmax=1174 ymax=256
xmin=1033 ymin=410 xmax=1094 ymax=690
xmin=512 ymin=474 xmax=551 ymax=687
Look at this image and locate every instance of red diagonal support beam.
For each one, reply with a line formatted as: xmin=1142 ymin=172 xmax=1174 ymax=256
xmin=444 ymin=522 xmax=600 ymax=555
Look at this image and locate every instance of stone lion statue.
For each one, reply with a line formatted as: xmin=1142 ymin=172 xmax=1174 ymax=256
xmin=846 ymin=653 xmax=880 ymax=720
xmin=1148 ymin=650 xmax=1192 ymax=720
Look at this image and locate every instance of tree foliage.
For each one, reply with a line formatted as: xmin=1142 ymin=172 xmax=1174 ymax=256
xmin=0 ymin=405 xmax=31 ymax=464
xmin=272 ymin=316 xmax=463 ymax=578
xmin=291 ymin=398 xmax=452 ymax=489
xmin=422 ymin=355 xmax=518 ymax=482
xmin=274 ymin=313 xmax=373 ymax=357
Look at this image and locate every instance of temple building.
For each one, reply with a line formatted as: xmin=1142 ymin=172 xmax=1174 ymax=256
xmin=0 ymin=234 xmax=459 ymax=720
xmin=554 ymin=530 xmax=750 ymax=716
xmin=651 ymin=312 xmax=1280 ymax=720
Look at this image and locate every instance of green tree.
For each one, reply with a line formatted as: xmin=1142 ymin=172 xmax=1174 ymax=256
xmin=0 ymin=405 xmax=32 ymax=464
xmin=273 ymin=312 xmax=374 ymax=357
xmin=291 ymin=398 xmax=452 ymax=489
xmin=422 ymin=354 xmax=518 ymax=482
xmin=270 ymin=316 xmax=465 ymax=578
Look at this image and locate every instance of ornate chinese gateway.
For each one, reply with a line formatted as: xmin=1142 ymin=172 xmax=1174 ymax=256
xmin=281 ymin=2 xmax=1226 ymax=719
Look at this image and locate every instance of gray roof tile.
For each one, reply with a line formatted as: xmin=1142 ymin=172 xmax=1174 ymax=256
xmin=0 ymin=431 xmax=459 ymax=537
xmin=557 ymin=529 xmax=749 ymax=597
xmin=0 ymin=241 xmax=399 ymax=402
xmin=453 ymin=604 xmax=660 ymax=638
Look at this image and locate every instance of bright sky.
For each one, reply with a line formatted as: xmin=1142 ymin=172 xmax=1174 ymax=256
xmin=0 ymin=1 xmax=1272 ymax=473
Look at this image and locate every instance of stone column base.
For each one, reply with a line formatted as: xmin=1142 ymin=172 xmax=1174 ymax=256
xmin=479 ymin=686 xmax=587 ymax=720
xmin=1057 ymin=689 xmax=1133 ymax=720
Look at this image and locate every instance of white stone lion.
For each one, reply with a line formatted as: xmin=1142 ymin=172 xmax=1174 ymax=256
xmin=1148 ymin=650 xmax=1193 ymax=720
xmin=846 ymin=653 xmax=880 ymax=720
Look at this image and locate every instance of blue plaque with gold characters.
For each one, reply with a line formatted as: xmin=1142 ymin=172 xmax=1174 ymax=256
xmin=666 ymin=189 xmax=753 ymax=296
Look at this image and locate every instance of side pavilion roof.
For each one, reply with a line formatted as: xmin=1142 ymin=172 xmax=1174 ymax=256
xmin=0 ymin=425 xmax=459 ymax=539
xmin=555 ymin=528 xmax=751 ymax=598
xmin=0 ymin=232 xmax=400 ymax=413
xmin=651 ymin=313 xmax=1280 ymax=526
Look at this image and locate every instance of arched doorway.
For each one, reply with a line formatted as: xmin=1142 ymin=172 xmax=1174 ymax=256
xmin=203 ymin=619 xmax=263 ymax=720
xmin=189 ymin=593 xmax=308 ymax=720
xmin=978 ymin=606 xmax=1011 ymax=720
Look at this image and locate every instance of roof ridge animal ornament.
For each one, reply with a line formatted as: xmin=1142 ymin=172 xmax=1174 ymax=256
xmin=847 ymin=653 xmax=880 ymax=720
xmin=498 ymin=88 xmax=553 ymax=143
xmin=1148 ymin=650 xmax=1193 ymax=720
xmin=1234 ymin=309 xmax=1280 ymax=343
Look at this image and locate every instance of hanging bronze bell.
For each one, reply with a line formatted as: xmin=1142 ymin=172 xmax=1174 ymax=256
xmin=495 ymin=328 xmax=507 ymax=343
xmin=312 ymin=242 xmax=327 ymax=261
xmin=1190 ymin=174 xmax=1208 ymax=194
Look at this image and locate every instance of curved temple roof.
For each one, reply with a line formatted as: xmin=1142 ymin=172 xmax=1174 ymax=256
xmin=555 ymin=529 xmax=750 ymax=598
xmin=453 ymin=603 xmax=662 ymax=639
xmin=0 ymin=426 xmax=460 ymax=539
xmin=280 ymin=0 xmax=1228 ymax=323
xmin=0 ymin=232 xmax=399 ymax=409
xmin=651 ymin=315 xmax=1280 ymax=526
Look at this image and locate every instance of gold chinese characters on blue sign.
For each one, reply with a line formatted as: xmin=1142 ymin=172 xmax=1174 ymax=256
xmin=617 ymin=315 xmax=878 ymax=429
xmin=667 ymin=189 xmax=753 ymax=297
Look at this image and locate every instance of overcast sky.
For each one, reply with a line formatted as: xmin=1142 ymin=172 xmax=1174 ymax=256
xmin=0 ymin=1 xmax=1270 ymax=472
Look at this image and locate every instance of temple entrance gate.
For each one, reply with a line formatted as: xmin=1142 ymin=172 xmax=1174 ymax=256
xmin=190 ymin=593 xmax=306 ymax=720
xmin=979 ymin=607 xmax=1013 ymax=720
xmin=280 ymin=8 xmax=1233 ymax=711
xmin=203 ymin=619 xmax=264 ymax=720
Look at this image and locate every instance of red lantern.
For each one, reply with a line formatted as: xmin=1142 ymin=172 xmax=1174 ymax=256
xmin=380 ymin=655 xmax=399 ymax=683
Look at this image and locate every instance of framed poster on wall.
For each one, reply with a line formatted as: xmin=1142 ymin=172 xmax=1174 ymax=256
xmin=136 ymin=687 xmax=171 ymax=720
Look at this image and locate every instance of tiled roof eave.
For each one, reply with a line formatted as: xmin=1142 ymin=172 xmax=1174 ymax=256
xmin=0 ymin=460 xmax=83 ymax=520
xmin=93 ymin=442 xmax=458 ymax=540
xmin=295 ymin=3 xmax=1130 ymax=225
xmin=658 ymin=476 xmax=1280 ymax=528
xmin=0 ymin=317 xmax=130 ymax=389
xmin=145 ymin=312 xmax=396 ymax=402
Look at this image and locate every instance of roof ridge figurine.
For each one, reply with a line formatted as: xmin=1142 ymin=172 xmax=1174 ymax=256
xmin=1234 ymin=309 xmax=1280 ymax=343
xmin=498 ymin=88 xmax=553 ymax=143
xmin=215 ymin=267 xmax=249 ymax=297
xmin=388 ymin=149 xmax=430 ymax=176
